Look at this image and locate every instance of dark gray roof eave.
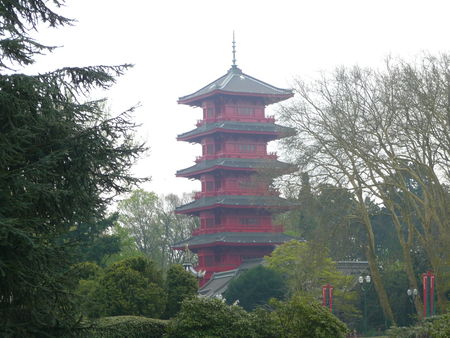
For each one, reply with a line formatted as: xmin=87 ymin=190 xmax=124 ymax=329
xmin=178 ymin=68 xmax=293 ymax=104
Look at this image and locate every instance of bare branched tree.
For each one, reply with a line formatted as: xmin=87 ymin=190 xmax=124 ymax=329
xmin=280 ymin=54 xmax=450 ymax=320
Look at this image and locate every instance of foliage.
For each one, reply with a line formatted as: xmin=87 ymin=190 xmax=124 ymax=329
xmin=66 ymin=316 xmax=168 ymax=338
xmin=280 ymin=54 xmax=450 ymax=315
xmin=166 ymin=297 xmax=259 ymax=338
xmin=66 ymin=215 xmax=122 ymax=265
xmin=87 ymin=257 xmax=166 ymax=318
xmin=103 ymin=223 xmax=145 ymax=265
xmin=117 ymin=190 xmax=197 ymax=271
xmin=224 ymin=265 xmax=286 ymax=311
xmin=265 ymin=240 xmax=359 ymax=325
xmin=270 ymin=295 xmax=349 ymax=338
xmin=386 ymin=313 xmax=450 ymax=338
xmin=163 ymin=264 xmax=198 ymax=318
xmin=0 ymin=1 xmax=146 ymax=336
xmin=279 ymin=179 xmax=367 ymax=261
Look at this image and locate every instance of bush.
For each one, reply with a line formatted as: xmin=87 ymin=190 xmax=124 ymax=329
xmin=223 ymin=265 xmax=286 ymax=311
xmin=386 ymin=313 xmax=450 ymax=338
xmin=166 ymin=297 xmax=258 ymax=338
xmin=82 ymin=257 xmax=166 ymax=318
xmin=270 ymin=295 xmax=349 ymax=338
xmin=68 ymin=316 xmax=168 ymax=338
xmin=164 ymin=264 xmax=198 ymax=318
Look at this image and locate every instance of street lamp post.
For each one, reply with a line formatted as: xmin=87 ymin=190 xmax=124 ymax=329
xmin=359 ymin=275 xmax=371 ymax=333
xmin=407 ymin=288 xmax=418 ymax=317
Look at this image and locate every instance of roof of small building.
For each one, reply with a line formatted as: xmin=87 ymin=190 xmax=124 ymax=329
xmin=177 ymin=121 xmax=295 ymax=142
xmin=176 ymin=157 xmax=294 ymax=178
xmin=198 ymin=259 xmax=369 ymax=298
xmin=178 ymin=66 xmax=293 ymax=106
xmin=175 ymin=194 xmax=298 ymax=214
xmin=173 ymin=232 xmax=295 ymax=250
xmin=198 ymin=258 xmax=264 ymax=298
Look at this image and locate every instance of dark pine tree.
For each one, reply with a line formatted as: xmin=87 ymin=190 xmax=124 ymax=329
xmin=0 ymin=1 xmax=147 ymax=336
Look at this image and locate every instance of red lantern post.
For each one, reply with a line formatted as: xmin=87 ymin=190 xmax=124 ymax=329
xmin=322 ymin=283 xmax=334 ymax=312
xmin=422 ymin=271 xmax=435 ymax=317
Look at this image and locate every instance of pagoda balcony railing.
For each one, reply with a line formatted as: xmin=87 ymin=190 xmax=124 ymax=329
xmin=266 ymin=115 xmax=276 ymax=123
xmin=192 ymin=225 xmax=283 ymax=236
xmin=195 ymin=152 xmax=278 ymax=163
xmin=195 ymin=116 xmax=276 ymax=126
xmin=193 ymin=189 xmax=272 ymax=199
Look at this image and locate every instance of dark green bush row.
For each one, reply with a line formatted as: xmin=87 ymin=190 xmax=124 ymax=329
xmin=386 ymin=313 xmax=450 ymax=338
xmin=69 ymin=316 xmax=168 ymax=338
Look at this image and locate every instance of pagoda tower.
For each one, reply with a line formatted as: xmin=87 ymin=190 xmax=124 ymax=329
xmin=173 ymin=42 xmax=295 ymax=285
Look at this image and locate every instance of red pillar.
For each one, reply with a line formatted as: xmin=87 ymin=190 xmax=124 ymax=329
xmin=322 ymin=283 xmax=333 ymax=312
xmin=422 ymin=271 xmax=435 ymax=317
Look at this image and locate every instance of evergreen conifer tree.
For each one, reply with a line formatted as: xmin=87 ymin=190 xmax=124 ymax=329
xmin=0 ymin=1 xmax=147 ymax=336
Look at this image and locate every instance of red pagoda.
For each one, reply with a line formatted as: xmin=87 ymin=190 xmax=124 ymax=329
xmin=173 ymin=41 xmax=295 ymax=285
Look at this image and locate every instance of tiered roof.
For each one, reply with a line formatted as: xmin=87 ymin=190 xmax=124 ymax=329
xmin=173 ymin=232 xmax=294 ymax=250
xmin=175 ymin=195 xmax=298 ymax=215
xmin=177 ymin=121 xmax=295 ymax=142
xmin=178 ymin=66 xmax=293 ymax=106
xmin=176 ymin=157 xmax=294 ymax=178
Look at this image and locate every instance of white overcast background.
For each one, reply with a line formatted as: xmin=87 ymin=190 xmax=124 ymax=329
xmin=24 ymin=0 xmax=450 ymax=196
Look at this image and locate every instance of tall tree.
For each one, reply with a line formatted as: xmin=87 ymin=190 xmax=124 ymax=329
xmin=118 ymin=190 xmax=197 ymax=271
xmin=280 ymin=54 xmax=450 ymax=317
xmin=0 ymin=1 xmax=147 ymax=336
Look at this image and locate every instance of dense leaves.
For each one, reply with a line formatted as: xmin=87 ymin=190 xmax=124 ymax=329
xmin=68 ymin=316 xmax=168 ymax=338
xmin=163 ymin=264 xmax=198 ymax=318
xmin=0 ymin=1 xmax=147 ymax=336
xmin=166 ymin=297 xmax=259 ymax=338
xmin=270 ymin=295 xmax=349 ymax=338
xmin=224 ymin=265 xmax=286 ymax=311
xmin=82 ymin=257 xmax=166 ymax=318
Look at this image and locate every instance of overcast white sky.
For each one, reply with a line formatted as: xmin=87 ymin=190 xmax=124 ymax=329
xmin=25 ymin=0 xmax=450 ymax=197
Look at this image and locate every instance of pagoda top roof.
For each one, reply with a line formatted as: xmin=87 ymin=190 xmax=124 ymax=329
xmin=178 ymin=66 xmax=293 ymax=106
xmin=176 ymin=157 xmax=294 ymax=178
xmin=175 ymin=195 xmax=298 ymax=215
xmin=172 ymin=232 xmax=296 ymax=250
xmin=177 ymin=121 xmax=295 ymax=142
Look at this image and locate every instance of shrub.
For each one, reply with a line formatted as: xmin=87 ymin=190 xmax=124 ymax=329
xmin=223 ymin=265 xmax=286 ymax=311
xmin=270 ymin=294 xmax=349 ymax=338
xmin=85 ymin=257 xmax=166 ymax=318
xmin=164 ymin=264 xmax=198 ymax=318
xmin=386 ymin=313 xmax=450 ymax=338
xmin=166 ymin=297 xmax=258 ymax=338
xmin=68 ymin=316 xmax=168 ymax=338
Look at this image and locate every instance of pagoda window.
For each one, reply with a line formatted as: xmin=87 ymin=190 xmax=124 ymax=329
xmin=204 ymin=107 xmax=215 ymax=118
xmin=237 ymin=144 xmax=256 ymax=153
xmin=205 ymin=256 xmax=214 ymax=266
xmin=237 ymin=106 xmax=255 ymax=116
xmin=206 ymin=144 xmax=214 ymax=155
xmin=215 ymin=214 xmax=221 ymax=226
xmin=205 ymin=181 xmax=214 ymax=191
xmin=240 ymin=217 xmax=259 ymax=226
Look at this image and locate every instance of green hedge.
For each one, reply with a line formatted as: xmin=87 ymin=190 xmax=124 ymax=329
xmin=386 ymin=313 xmax=450 ymax=338
xmin=69 ymin=316 xmax=168 ymax=338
